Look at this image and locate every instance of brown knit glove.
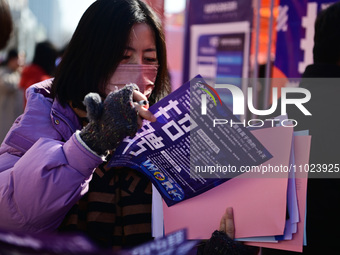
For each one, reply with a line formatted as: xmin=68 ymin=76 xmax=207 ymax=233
xmin=196 ymin=231 xmax=259 ymax=255
xmin=80 ymin=84 xmax=139 ymax=155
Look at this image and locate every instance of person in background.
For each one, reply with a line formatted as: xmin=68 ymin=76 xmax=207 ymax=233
xmin=19 ymin=40 xmax=57 ymax=104
xmin=263 ymin=2 xmax=340 ymax=254
xmin=0 ymin=0 xmax=12 ymax=51
xmin=0 ymin=49 xmax=24 ymax=143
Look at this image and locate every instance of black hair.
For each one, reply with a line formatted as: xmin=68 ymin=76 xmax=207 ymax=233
xmin=5 ymin=48 xmax=18 ymax=62
xmin=32 ymin=41 xmax=58 ymax=76
xmin=0 ymin=48 xmax=17 ymax=67
xmin=313 ymin=2 xmax=340 ymax=64
xmin=0 ymin=0 xmax=13 ymax=50
xmin=51 ymin=0 xmax=170 ymax=109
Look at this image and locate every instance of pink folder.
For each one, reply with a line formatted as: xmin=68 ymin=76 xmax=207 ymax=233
xmin=164 ymin=126 xmax=293 ymax=239
xmin=245 ymin=135 xmax=310 ymax=252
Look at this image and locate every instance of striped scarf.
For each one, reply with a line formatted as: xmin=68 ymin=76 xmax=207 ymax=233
xmin=59 ymin=163 xmax=153 ymax=251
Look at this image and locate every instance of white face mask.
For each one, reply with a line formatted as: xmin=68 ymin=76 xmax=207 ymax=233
xmin=106 ymin=64 xmax=158 ymax=96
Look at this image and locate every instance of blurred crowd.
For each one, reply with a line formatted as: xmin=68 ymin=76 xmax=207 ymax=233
xmin=0 ymin=40 xmax=62 ymax=142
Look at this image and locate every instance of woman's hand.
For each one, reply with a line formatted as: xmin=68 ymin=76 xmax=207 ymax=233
xmin=132 ymin=89 xmax=156 ymax=128
xmin=79 ymin=84 xmax=149 ymax=155
xmin=219 ymin=207 xmax=235 ymax=239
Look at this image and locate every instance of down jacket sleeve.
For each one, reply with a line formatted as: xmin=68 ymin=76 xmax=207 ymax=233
xmin=0 ymin=80 xmax=103 ymax=233
xmin=0 ymin=133 xmax=103 ymax=232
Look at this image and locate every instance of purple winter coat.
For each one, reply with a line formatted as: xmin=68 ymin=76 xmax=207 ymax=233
xmin=0 ymin=79 xmax=103 ymax=232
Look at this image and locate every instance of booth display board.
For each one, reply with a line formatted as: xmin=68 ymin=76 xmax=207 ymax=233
xmin=182 ymin=0 xmax=253 ymax=112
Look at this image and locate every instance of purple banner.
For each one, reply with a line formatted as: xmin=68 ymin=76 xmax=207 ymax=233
xmin=0 ymin=227 xmax=196 ymax=255
xmin=274 ymin=0 xmax=337 ymax=79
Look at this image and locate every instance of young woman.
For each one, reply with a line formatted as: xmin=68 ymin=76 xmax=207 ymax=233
xmin=0 ymin=0 xmax=256 ymax=253
xmin=0 ymin=0 xmax=168 ymax=233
